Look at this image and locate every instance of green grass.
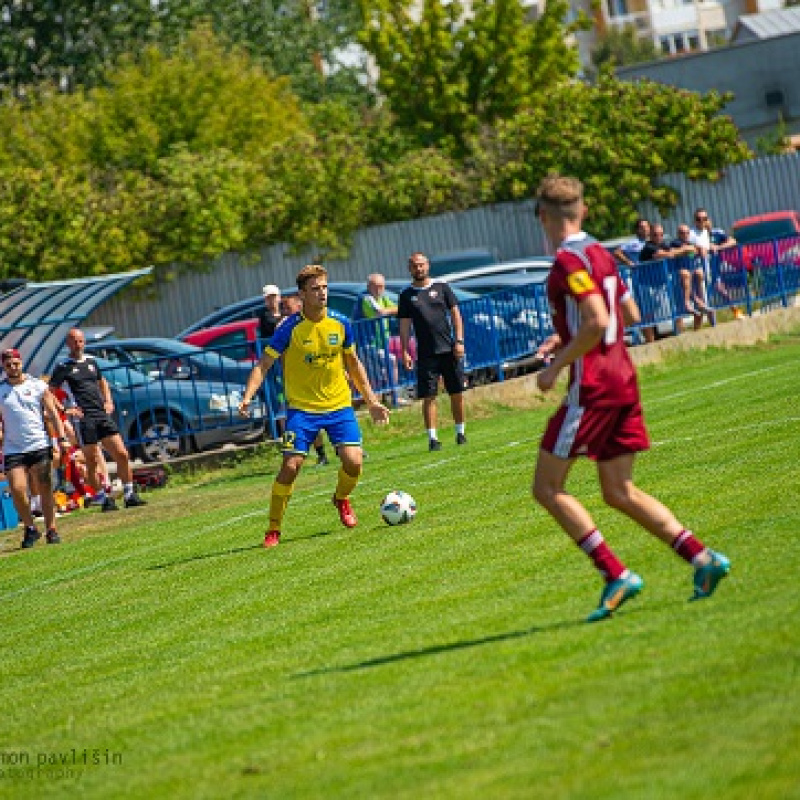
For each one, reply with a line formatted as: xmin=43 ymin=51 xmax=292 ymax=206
xmin=2 ymin=334 xmax=800 ymax=799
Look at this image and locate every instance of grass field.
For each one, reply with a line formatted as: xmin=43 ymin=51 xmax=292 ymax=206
xmin=2 ymin=333 xmax=800 ymax=800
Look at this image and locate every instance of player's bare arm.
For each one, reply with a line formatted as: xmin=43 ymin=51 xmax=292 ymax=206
xmin=450 ymin=306 xmax=465 ymax=357
xmin=613 ymin=247 xmax=632 ymax=267
xmin=344 ymin=351 xmax=390 ymax=425
xmin=537 ymin=294 xmax=609 ymax=393
xmin=621 ymin=294 xmax=641 ymax=328
xmin=398 ymin=318 xmax=414 ymax=370
xmin=535 ymin=333 xmax=562 ymax=360
xmin=99 ymin=377 xmax=115 ymax=415
xmin=238 ymin=351 xmax=277 ymax=416
xmin=42 ymin=390 xmax=68 ymax=445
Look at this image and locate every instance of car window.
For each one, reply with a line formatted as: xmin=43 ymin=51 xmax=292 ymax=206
xmin=99 ymin=362 xmax=151 ymax=389
xmin=94 ymin=347 xmax=124 ymax=365
xmin=734 ymin=219 xmax=800 ymax=244
xmin=327 ymin=293 xmax=357 ymax=318
xmin=205 ymin=330 xmax=251 ymax=361
xmin=128 ymin=347 xmax=192 ymax=376
xmin=429 ymin=250 xmax=496 ymax=278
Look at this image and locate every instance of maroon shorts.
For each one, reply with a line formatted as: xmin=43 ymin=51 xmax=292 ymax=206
xmin=540 ymin=401 xmax=650 ymax=461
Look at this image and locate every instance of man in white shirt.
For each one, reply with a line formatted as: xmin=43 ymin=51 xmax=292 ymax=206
xmin=686 ymin=208 xmax=718 ymax=328
xmin=613 ymin=219 xmax=650 ymax=267
xmin=0 ymin=348 xmax=68 ymax=548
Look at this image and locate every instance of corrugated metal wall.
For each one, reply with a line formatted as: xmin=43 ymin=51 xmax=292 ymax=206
xmin=84 ymin=153 xmax=800 ymax=339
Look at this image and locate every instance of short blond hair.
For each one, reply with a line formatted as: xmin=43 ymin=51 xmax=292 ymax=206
xmin=536 ymin=175 xmax=584 ymax=222
xmin=296 ymin=264 xmax=327 ymax=291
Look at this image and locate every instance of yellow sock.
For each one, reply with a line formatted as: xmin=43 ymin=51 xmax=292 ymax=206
xmin=269 ymin=480 xmax=294 ymax=531
xmin=334 ymin=466 xmax=361 ymax=500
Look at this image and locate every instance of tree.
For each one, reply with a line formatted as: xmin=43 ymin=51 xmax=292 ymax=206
xmin=0 ymin=0 xmax=170 ymax=95
xmin=464 ymin=71 xmax=752 ymax=237
xmin=590 ymin=24 xmax=660 ymax=76
xmin=358 ymin=0 xmax=587 ymax=151
xmin=0 ymin=1 xmax=369 ymax=106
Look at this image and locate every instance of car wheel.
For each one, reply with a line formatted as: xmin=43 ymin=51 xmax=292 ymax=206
xmin=135 ymin=411 xmax=191 ymax=463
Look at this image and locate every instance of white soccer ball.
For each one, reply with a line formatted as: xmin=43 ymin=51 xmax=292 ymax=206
xmin=380 ymin=490 xmax=417 ymax=526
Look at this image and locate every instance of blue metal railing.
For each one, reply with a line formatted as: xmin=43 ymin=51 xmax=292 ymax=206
xmin=107 ymin=233 xmax=800 ymax=456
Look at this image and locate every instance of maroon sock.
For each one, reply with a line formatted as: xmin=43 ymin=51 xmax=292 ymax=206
xmin=672 ymin=529 xmax=706 ymax=565
xmin=577 ymin=529 xmax=626 ymax=581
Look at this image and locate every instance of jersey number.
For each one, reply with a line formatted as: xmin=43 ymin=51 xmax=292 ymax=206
xmin=602 ymin=276 xmax=619 ymax=346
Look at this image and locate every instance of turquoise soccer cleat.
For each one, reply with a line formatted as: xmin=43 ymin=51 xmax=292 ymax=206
xmin=691 ymin=550 xmax=731 ymax=601
xmin=587 ymin=572 xmax=644 ymax=623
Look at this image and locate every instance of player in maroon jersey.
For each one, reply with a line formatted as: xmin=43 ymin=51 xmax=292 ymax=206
xmin=531 ymin=175 xmax=730 ymax=622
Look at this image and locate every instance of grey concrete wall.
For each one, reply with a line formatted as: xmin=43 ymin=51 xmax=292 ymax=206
xmin=617 ymin=31 xmax=800 ymax=145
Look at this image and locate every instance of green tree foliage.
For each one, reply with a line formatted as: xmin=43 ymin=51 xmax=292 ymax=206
xmin=358 ymin=0 xmax=586 ymax=151
xmin=590 ymin=24 xmax=660 ymax=75
xmin=192 ymin=0 xmax=368 ymax=106
xmin=0 ymin=27 xmax=311 ymax=281
xmin=464 ymin=72 xmax=752 ymax=237
xmin=0 ymin=16 xmax=754 ymax=282
xmin=0 ymin=0 xmax=168 ymax=94
xmin=0 ymin=0 xmax=367 ymax=107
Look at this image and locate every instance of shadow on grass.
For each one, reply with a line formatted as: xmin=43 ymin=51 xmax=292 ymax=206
xmin=146 ymin=530 xmax=335 ymax=570
xmin=292 ymin=618 xmax=587 ymax=678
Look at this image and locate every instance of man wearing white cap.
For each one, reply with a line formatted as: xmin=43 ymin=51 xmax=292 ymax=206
xmin=257 ymin=284 xmax=282 ymax=341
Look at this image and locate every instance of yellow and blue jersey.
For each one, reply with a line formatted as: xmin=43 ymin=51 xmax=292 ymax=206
xmin=265 ymin=310 xmax=355 ymax=413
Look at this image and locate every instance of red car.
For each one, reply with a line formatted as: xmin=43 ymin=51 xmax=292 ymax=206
xmin=184 ymin=317 xmax=416 ymax=364
xmin=729 ymin=211 xmax=800 ymax=271
xmin=184 ymin=319 xmax=260 ymax=363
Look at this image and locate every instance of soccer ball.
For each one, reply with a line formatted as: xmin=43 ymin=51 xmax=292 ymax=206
xmin=380 ymin=490 xmax=417 ymax=526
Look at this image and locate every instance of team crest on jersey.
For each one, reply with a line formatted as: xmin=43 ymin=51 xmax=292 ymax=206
xmin=567 ymin=270 xmax=595 ymax=295
xmin=428 ymin=290 xmax=439 ymax=299
xmin=328 ymin=334 xmax=339 ymax=346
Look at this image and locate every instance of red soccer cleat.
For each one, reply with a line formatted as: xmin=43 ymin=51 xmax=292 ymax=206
xmin=263 ymin=530 xmax=281 ymax=548
xmin=332 ymin=495 xmax=358 ymax=529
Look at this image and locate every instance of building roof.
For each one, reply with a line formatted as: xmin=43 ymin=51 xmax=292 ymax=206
xmin=0 ymin=268 xmax=152 ymax=377
xmin=733 ymin=6 xmax=800 ymax=42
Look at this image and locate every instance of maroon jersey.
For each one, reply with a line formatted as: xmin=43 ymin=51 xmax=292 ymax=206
xmin=547 ymin=232 xmax=639 ymax=408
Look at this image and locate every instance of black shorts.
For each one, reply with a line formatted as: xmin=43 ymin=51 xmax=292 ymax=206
xmin=416 ymin=354 xmax=466 ymax=399
xmin=78 ymin=415 xmax=120 ymax=445
xmin=4 ymin=446 xmax=53 ymax=471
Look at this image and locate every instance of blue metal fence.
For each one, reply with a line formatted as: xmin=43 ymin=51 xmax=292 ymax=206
xmin=107 ymin=233 xmax=800 ymax=457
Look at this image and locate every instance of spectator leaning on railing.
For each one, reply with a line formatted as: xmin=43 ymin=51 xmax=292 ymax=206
xmin=704 ymin=216 xmax=744 ymax=320
xmin=670 ymin=225 xmax=706 ymax=331
xmin=636 ymin=223 xmax=682 ymax=341
xmin=612 ymin=219 xmax=650 ymax=267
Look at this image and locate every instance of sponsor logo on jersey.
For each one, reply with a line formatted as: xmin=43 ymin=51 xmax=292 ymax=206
xmin=328 ymin=334 xmax=339 ymax=346
xmin=567 ymin=270 xmax=595 ymax=295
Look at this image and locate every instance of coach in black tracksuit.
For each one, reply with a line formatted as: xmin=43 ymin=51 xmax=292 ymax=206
xmin=50 ymin=328 xmax=146 ymax=511
xmin=398 ymin=251 xmax=468 ymax=452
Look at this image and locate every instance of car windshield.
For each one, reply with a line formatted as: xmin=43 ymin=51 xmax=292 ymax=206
xmin=95 ymin=357 xmax=152 ymax=389
xmin=450 ymin=287 xmax=480 ymax=301
xmin=734 ymin=220 xmax=798 ymax=244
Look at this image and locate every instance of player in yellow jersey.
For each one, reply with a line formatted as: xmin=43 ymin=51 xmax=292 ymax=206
xmin=239 ymin=264 xmax=390 ymax=547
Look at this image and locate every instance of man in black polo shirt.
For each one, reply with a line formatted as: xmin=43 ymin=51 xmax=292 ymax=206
xmin=49 ymin=329 xmax=146 ymax=511
xmin=398 ymin=251 xmax=467 ymax=451
xmin=256 ymin=284 xmax=283 ymax=341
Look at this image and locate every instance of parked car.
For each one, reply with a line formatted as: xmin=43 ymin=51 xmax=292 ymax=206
xmin=732 ymin=211 xmax=800 ymax=245
xmin=85 ymin=337 xmax=253 ymax=387
xmin=730 ymin=211 xmax=800 ymax=271
xmin=428 ymin=247 xmax=499 ymax=278
xmin=95 ymin=356 xmax=265 ymax=462
xmin=446 ymin=270 xmax=550 ymax=296
xmin=436 ymin=256 xmax=553 ymax=285
xmin=183 ymin=311 xmax=420 ymax=366
xmin=177 ymin=282 xmax=377 ymax=338
xmin=183 ymin=319 xmax=263 ymax=362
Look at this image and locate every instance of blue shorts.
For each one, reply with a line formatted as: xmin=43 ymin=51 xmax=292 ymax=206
xmin=282 ymin=407 xmax=362 ymax=456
